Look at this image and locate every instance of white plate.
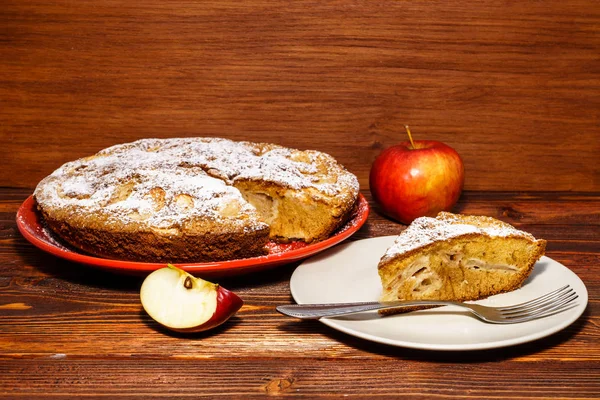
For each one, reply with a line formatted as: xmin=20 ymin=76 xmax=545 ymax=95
xmin=290 ymin=236 xmax=588 ymax=351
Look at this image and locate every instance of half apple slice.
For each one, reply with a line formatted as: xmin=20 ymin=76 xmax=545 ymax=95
xmin=140 ymin=264 xmax=243 ymax=332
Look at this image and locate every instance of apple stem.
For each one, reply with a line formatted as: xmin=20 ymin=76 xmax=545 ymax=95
xmin=405 ymin=125 xmax=416 ymax=149
xmin=184 ymin=276 xmax=193 ymax=289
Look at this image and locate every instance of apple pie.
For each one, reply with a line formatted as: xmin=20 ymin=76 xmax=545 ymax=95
xmin=378 ymin=212 xmax=546 ymax=312
xmin=34 ymin=138 xmax=359 ymax=262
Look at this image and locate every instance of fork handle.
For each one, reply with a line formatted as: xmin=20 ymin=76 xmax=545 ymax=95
xmin=276 ymin=300 xmax=456 ymax=319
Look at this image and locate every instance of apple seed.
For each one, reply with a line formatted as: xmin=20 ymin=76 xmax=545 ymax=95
xmin=184 ymin=276 xmax=193 ymax=289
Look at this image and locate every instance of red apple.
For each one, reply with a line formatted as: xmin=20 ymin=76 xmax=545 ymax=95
xmin=369 ymin=126 xmax=464 ymax=224
xmin=140 ymin=264 xmax=243 ymax=332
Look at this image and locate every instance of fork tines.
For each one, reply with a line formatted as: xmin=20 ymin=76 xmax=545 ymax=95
xmin=498 ymin=285 xmax=578 ymax=321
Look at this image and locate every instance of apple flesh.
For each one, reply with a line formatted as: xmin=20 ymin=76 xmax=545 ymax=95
xmin=140 ymin=265 xmax=243 ymax=332
xmin=369 ymin=129 xmax=464 ymax=224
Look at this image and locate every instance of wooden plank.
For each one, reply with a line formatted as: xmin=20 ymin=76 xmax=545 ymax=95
xmin=1 ymin=1 xmax=599 ymax=191
xmin=1 ymin=359 xmax=599 ymax=398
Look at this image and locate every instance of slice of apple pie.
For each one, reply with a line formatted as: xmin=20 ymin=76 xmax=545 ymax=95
xmin=378 ymin=212 xmax=546 ymax=311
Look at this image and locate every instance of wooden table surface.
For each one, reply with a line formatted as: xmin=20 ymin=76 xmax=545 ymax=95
xmin=2 ymin=0 xmax=599 ymax=398
xmin=1 ymin=188 xmax=598 ymax=398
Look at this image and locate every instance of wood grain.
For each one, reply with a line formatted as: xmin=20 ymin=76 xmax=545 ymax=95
xmin=1 ymin=360 xmax=599 ymax=398
xmin=1 ymin=188 xmax=599 ymax=397
xmin=1 ymin=1 xmax=599 ymax=191
xmin=2 ymin=0 xmax=600 ymax=397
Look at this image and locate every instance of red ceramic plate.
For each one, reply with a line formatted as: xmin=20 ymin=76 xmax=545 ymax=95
xmin=17 ymin=193 xmax=369 ymax=277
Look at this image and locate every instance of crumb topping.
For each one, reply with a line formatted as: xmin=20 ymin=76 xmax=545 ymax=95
xmin=34 ymin=137 xmax=359 ymax=229
xmin=380 ymin=212 xmax=537 ymax=263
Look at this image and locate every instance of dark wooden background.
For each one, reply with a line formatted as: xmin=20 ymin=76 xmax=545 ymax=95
xmin=1 ymin=0 xmax=599 ymax=398
xmin=1 ymin=0 xmax=598 ymax=191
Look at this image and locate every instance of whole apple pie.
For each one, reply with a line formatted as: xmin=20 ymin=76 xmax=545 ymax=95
xmin=34 ymin=137 xmax=359 ymax=262
xmin=378 ymin=212 xmax=546 ymax=313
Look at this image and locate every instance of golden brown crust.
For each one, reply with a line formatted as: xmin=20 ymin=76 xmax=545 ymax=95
xmin=39 ymin=205 xmax=270 ymax=262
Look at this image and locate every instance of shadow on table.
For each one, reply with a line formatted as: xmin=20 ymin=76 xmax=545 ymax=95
xmin=15 ymin=235 xmax=296 ymax=292
xmin=276 ymin=306 xmax=590 ymax=362
xmin=138 ymin=307 xmax=244 ymax=339
xmin=16 ymin=243 xmax=143 ymax=289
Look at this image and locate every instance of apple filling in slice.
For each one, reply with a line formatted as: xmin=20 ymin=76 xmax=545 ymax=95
xmin=235 ymin=182 xmax=351 ymax=243
xmin=377 ymin=212 xmax=547 ymax=319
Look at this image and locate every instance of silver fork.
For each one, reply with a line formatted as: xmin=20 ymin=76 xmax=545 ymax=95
xmin=277 ymin=285 xmax=578 ymax=324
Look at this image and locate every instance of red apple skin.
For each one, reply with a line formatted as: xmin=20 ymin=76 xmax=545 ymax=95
xmin=169 ymin=286 xmax=244 ymax=333
xmin=369 ymin=140 xmax=464 ymax=224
